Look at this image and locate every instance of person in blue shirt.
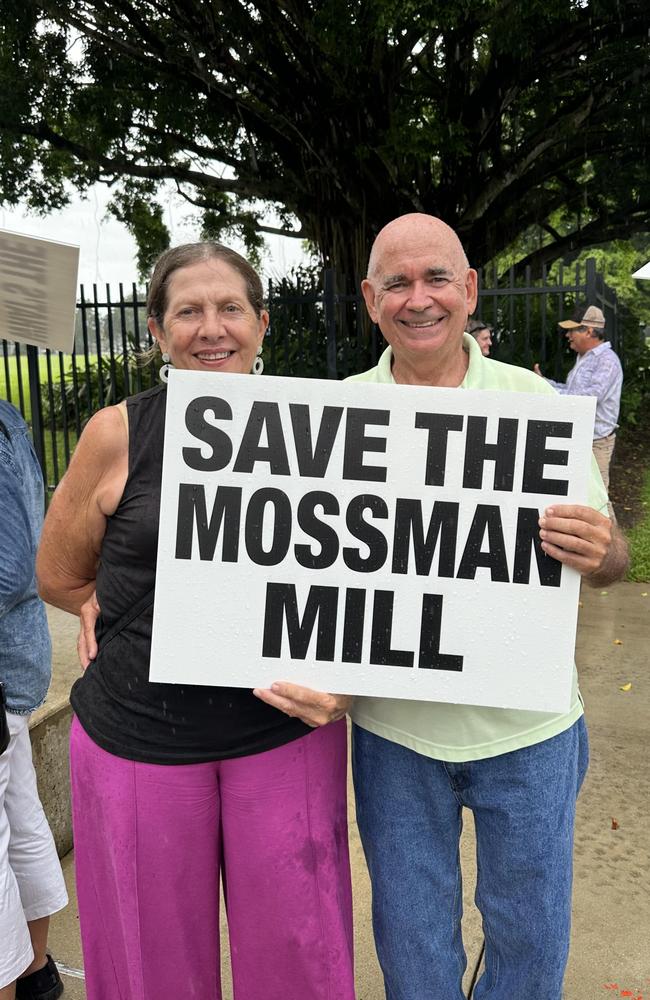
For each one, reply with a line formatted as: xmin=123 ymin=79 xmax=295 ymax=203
xmin=0 ymin=400 xmax=67 ymax=1000
xmin=534 ymin=305 xmax=623 ymax=501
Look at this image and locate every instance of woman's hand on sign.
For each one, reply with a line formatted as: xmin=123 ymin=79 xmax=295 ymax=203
xmin=538 ymin=504 xmax=628 ymax=585
xmin=253 ymin=682 xmax=353 ymax=728
xmin=77 ymin=591 xmax=101 ymax=669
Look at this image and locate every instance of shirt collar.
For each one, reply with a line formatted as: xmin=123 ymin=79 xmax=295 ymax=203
xmin=376 ymin=332 xmax=482 ymax=387
xmin=589 ymin=340 xmax=611 ymax=356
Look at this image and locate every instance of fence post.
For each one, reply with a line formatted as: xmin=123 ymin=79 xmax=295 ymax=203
xmin=323 ymin=269 xmax=338 ymax=379
xmin=585 ymin=257 xmax=597 ymax=304
xmin=610 ymin=288 xmax=619 ymax=354
xmin=26 ymin=344 xmax=45 ymax=475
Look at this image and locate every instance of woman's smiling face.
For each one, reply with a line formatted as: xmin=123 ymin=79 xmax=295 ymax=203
xmin=148 ymin=258 xmax=268 ymax=375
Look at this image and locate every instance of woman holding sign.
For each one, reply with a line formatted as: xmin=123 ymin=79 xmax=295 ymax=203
xmin=37 ymin=244 xmax=354 ymax=1000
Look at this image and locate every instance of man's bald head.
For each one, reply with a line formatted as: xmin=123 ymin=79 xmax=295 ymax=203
xmin=367 ymin=214 xmax=469 ymax=280
xmin=360 ymin=212 xmax=478 ymax=383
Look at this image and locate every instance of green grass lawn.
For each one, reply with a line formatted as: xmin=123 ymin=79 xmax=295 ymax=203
xmin=1 ymin=353 xmax=98 ymax=418
xmin=1 ymin=353 xmax=50 ymax=420
xmin=1 ymin=353 xmax=85 ymax=489
xmin=625 ymin=470 xmax=650 ymax=582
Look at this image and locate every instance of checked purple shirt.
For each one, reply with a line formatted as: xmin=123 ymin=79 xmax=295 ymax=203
xmin=545 ymin=341 xmax=623 ymax=440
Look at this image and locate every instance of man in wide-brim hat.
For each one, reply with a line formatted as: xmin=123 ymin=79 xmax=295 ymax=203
xmin=534 ymin=304 xmax=623 ymax=510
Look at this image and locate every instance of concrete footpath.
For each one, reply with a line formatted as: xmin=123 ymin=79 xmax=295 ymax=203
xmin=34 ymin=581 xmax=649 ymax=1000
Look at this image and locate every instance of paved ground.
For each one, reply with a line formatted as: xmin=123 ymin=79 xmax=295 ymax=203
xmin=42 ymin=581 xmax=649 ymax=999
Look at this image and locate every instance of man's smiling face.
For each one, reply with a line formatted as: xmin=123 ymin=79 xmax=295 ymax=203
xmin=361 ymin=217 xmax=477 ymax=364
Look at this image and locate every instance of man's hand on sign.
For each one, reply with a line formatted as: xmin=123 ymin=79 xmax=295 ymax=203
xmin=538 ymin=505 xmax=629 ymax=586
xmin=253 ymin=683 xmax=353 ymax=728
xmin=77 ymin=591 xmax=100 ymax=669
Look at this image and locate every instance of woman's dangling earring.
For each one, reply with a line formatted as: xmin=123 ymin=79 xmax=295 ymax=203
xmin=159 ymin=351 xmax=173 ymax=383
xmin=252 ymin=344 xmax=264 ymax=375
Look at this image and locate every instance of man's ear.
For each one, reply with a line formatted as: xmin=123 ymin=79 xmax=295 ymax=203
xmin=361 ymin=279 xmax=379 ymax=324
xmin=465 ymin=269 xmax=478 ymax=314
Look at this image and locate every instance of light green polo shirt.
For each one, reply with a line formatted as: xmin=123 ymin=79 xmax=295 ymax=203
xmin=345 ymin=334 xmax=609 ymax=761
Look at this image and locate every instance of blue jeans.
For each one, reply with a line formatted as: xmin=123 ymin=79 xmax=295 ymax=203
xmin=352 ymin=718 xmax=589 ymax=1000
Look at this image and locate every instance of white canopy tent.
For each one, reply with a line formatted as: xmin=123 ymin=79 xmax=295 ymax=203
xmin=632 ymin=261 xmax=650 ymax=280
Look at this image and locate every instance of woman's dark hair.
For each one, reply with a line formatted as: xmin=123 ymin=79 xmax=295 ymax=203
xmin=146 ymin=242 xmax=265 ymax=324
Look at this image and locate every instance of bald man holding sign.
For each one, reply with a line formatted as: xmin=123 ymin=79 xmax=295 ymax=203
xmin=346 ymin=214 xmax=628 ymax=1000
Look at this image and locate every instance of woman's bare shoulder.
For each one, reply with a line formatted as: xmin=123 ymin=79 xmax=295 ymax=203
xmin=80 ymin=402 xmax=128 ymax=457
xmin=56 ymin=403 xmax=129 ymax=517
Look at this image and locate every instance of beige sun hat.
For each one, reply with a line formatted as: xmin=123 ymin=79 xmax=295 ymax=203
xmin=558 ymin=305 xmax=606 ymax=330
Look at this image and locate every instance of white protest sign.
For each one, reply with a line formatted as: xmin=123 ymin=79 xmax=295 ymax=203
xmin=0 ymin=229 xmax=80 ymax=353
xmin=150 ymin=371 xmax=596 ymax=713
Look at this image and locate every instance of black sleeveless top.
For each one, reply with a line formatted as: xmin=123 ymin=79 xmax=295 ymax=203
xmin=70 ymin=384 xmax=310 ymax=763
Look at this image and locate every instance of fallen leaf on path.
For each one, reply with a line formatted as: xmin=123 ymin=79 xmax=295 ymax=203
xmin=600 ymin=591 xmax=608 ymax=596
xmin=613 ymin=639 xmax=623 ymax=645
xmin=619 ymin=682 xmax=632 ymax=691
xmin=611 ymin=818 xmax=619 ymax=829
xmin=642 ymin=593 xmax=648 ymax=598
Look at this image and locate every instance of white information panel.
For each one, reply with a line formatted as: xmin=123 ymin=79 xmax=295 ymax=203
xmin=150 ymin=370 xmax=597 ymax=713
xmin=0 ymin=229 xmax=80 ymax=353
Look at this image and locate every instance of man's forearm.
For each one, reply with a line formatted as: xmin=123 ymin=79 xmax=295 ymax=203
xmin=584 ymin=524 xmax=629 ymax=587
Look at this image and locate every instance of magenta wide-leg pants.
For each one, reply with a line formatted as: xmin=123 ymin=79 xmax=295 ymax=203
xmin=70 ymin=716 xmax=354 ymax=1000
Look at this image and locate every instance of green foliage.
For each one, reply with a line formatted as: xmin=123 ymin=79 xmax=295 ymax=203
xmin=473 ymin=260 xmax=590 ymax=376
xmin=0 ymin=1 xmax=648 ymax=282
xmin=265 ymin=285 xmax=326 ymax=378
xmin=200 ymin=205 xmax=266 ymax=272
xmin=618 ymin=340 xmax=650 ymax=428
xmin=485 ymin=236 xmax=650 ymax=384
xmin=626 ymin=469 xmax=650 ymax=582
xmin=571 ymin=238 xmax=650 ymax=327
xmin=109 ymin=183 xmax=171 ymax=280
xmin=264 ymin=265 xmax=377 ymax=378
xmin=41 ymin=349 xmax=157 ymax=426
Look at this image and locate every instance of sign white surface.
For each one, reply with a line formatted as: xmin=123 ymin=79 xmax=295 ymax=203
xmin=150 ymin=371 xmax=596 ymax=713
xmin=0 ymin=229 xmax=80 ymax=353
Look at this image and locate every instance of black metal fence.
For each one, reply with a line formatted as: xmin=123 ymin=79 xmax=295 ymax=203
xmin=0 ymin=258 xmax=634 ymax=494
